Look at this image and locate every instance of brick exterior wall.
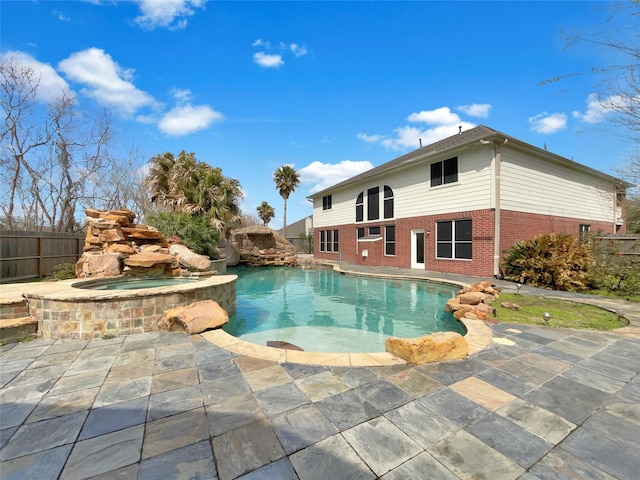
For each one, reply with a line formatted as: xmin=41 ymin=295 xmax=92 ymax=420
xmin=314 ymin=208 xmax=621 ymax=278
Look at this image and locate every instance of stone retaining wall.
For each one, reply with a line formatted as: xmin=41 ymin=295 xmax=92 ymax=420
xmin=25 ymin=278 xmax=236 ymax=341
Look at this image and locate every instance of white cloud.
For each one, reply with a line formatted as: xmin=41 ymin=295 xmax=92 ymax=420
xmin=158 ymin=104 xmax=223 ymax=136
xmin=0 ymin=51 xmax=72 ymax=104
xmin=457 ymin=103 xmax=492 ymax=118
xmin=170 ymin=87 xmax=193 ymax=103
xmin=290 ymin=43 xmax=308 ymax=58
xmin=133 ymin=0 xmax=205 ymax=30
xmin=356 ymin=133 xmax=385 ymax=143
xmin=299 ymin=160 xmax=374 ymax=193
xmin=253 ymin=52 xmax=284 ymax=68
xmin=358 ymin=106 xmax=477 ymax=151
xmin=407 ymin=107 xmax=461 ymax=125
xmin=58 ymin=48 xmax=156 ymax=115
xmin=572 ymin=93 xmax=629 ymax=124
xmin=252 ymin=39 xmax=269 ymax=48
xmin=529 ymin=112 xmax=568 ymax=134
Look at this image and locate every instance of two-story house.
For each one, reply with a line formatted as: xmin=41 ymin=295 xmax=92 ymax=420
xmin=308 ymin=125 xmax=628 ymax=277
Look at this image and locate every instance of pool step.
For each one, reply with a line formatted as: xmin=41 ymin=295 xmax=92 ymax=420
xmin=0 ymin=316 xmax=38 ymax=345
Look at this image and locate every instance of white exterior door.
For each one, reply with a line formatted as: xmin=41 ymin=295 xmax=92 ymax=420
xmin=411 ymin=229 xmax=425 ymax=269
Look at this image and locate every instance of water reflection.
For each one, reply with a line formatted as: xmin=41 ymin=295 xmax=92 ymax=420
xmin=224 ymin=267 xmax=464 ymax=341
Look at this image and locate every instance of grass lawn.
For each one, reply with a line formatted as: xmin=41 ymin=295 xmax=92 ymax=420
xmin=493 ymin=293 xmax=628 ymax=331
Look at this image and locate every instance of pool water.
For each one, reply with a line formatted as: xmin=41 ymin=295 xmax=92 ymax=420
xmin=73 ymin=277 xmax=201 ymax=290
xmin=223 ymin=267 xmax=464 ymax=353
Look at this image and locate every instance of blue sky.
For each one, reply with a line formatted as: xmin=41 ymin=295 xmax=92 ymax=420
xmin=1 ymin=1 xmax=634 ymax=229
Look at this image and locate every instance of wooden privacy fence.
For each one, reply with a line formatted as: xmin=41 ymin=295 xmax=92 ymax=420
xmin=592 ymin=234 xmax=640 ymax=257
xmin=0 ymin=231 xmax=84 ymax=282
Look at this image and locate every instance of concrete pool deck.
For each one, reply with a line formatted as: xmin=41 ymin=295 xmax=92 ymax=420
xmin=1 ymin=264 xmax=640 ymax=479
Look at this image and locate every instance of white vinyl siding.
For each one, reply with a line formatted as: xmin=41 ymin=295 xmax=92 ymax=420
xmin=501 ymin=148 xmax=616 ymax=222
xmin=313 ymin=148 xmax=493 ymax=226
xmin=395 ymin=148 xmax=492 ymax=218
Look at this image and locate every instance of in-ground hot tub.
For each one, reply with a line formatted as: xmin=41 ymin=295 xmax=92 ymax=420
xmin=23 ymin=274 xmax=237 ymax=340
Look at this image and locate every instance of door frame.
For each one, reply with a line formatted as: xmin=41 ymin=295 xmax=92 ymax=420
xmin=411 ymin=229 xmax=425 ymax=269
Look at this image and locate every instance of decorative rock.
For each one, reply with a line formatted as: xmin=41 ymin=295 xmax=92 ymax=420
xmin=106 ymin=243 xmax=136 ymax=255
xmin=501 ymin=302 xmax=521 ymax=311
xmin=83 ymin=253 xmax=122 ymax=277
xmin=386 ymin=331 xmax=469 ymax=364
xmin=124 ymin=253 xmax=175 ymax=268
xmin=122 ymin=226 xmax=163 ymax=240
xmin=458 ymin=291 xmax=486 ymax=305
xmin=160 ymin=300 xmax=229 ymax=334
xmin=99 ymin=228 xmax=126 ymax=243
xmin=170 ymin=244 xmax=211 ymax=272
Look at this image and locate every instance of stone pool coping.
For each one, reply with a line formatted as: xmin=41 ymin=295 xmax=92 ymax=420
xmin=201 ymin=317 xmax=492 ymax=366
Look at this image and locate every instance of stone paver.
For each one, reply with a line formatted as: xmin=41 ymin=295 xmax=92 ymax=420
xmin=1 ymin=264 xmax=640 ymax=480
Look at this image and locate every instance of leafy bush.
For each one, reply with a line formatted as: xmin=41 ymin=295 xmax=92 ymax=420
xmin=52 ymin=262 xmax=76 ymax=280
xmin=590 ymin=237 xmax=640 ymax=296
xmin=502 ymin=233 xmax=593 ymax=291
xmin=146 ymin=211 xmax=219 ymax=259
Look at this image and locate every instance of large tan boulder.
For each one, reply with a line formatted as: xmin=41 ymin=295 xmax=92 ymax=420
xmin=124 ymin=253 xmax=175 ymax=268
xmin=458 ymin=291 xmax=486 ymax=305
xmin=80 ymin=252 xmax=122 ymax=277
xmin=386 ymin=331 xmax=469 ymax=364
xmin=159 ymin=300 xmax=229 ymax=334
xmin=169 ymin=244 xmax=211 ymax=272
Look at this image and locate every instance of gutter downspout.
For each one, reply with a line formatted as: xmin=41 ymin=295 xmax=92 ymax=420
xmin=492 ymin=141 xmax=502 ymax=277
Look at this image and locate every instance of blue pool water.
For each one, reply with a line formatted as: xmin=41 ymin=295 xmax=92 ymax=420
xmin=73 ymin=277 xmax=201 ymax=290
xmin=223 ymin=267 xmax=465 ymax=353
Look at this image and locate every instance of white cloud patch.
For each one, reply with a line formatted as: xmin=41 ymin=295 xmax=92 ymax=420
xmin=58 ymin=48 xmax=156 ymax=115
xmin=0 ymin=51 xmax=72 ymax=104
xmin=457 ymin=103 xmax=492 ymax=118
xmin=407 ymin=106 xmax=461 ymax=125
xmin=253 ymin=52 xmax=284 ymax=68
xmin=299 ymin=160 xmax=374 ymax=193
xmin=290 ymin=43 xmax=308 ymax=58
xmin=529 ymin=112 xmax=567 ymax=134
xmin=358 ymin=106 xmax=477 ymax=151
xmin=572 ymin=93 xmax=630 ymax=124
xmin=133 ymin=0 xmax=205 ymax=30
xmin=251 ymin=39 xmax=308 ymax=67
xmin=158 ymin=104 xmax=223 ymax=136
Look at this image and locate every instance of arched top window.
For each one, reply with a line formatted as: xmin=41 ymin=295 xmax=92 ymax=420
xmin=383 ymin=186 xmax=394 ymax=219
xmin=355 ymin=187 xmax=394 ymax=222
xmin=355 ymin=192 xmax=364 ymax=222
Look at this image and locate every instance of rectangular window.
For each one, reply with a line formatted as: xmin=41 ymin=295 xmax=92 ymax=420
xmin=436 ymin=219 xmax=472 ymax=259
xmin=333 ymin=229 xmax=339 ymax=252
xmin=357 ymin=227 xmax=365 ymax=239
xmin=367 ymin=187 xmax=379 ymax=221
xmin=369 ymin=226 xmax=380 ymax=235
xmin=325 ymin=229 xmax=333 ymax=252
xmin=320 ymin=230 xmax=326 ymax=252
xmin=431 ymin=157 xmax=458 ymax=187
xmin=383 ymin=186 xmax=394 ymax=219
xmin=385 ymin=225 xmax=396 ymax=256
xmin=579 ymin=224 xmax=591 ymax=243
xmin=322 ymin=195 xmax=332 ymax=210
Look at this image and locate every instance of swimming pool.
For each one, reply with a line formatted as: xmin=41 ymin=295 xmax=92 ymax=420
xmin=223 ymin=267 xmax=464 ymax=353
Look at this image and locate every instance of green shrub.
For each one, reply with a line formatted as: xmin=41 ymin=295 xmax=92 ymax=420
xmin=590 ymin=238 xmax=640 ymax=296
xmin=146 ymin=211 xmax=219 ymax=259
xmin=502 ymin=233 xmax=592 ymax=291
xmin=52 ymin=262 xmax=76 ymax=280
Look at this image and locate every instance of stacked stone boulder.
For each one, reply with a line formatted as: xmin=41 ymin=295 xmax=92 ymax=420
xmin=76 ymin=208 xmax=212 ymax=278
xmin=445 ymin=281 xmax=502 ymax=322
xmin=223 ymin=225 xmax=298 ymax=267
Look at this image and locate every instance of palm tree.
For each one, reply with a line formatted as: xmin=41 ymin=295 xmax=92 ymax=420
xmin=273 ymin=165 xmax=300 ymax=239
xmin=147 ymin=150 xmax=243 ymax=234
xmin=257 ymin=201 xmax=275 ymax=226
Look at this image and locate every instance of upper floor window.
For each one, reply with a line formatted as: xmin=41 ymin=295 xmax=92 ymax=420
xmin=367 ymin=187 xmax=379 ymax=221
xmin=383 ymin=186 xmax=394 ymax=219
xmin=355 ymin=185 xmax=394 ymax=222
xmin=431 ymin=157 xmax=458 ymax=187
xmin=356 ymin=192 xmax=364 ymax=222
xmin=322 ymin=195 xmax=332 ymax=210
